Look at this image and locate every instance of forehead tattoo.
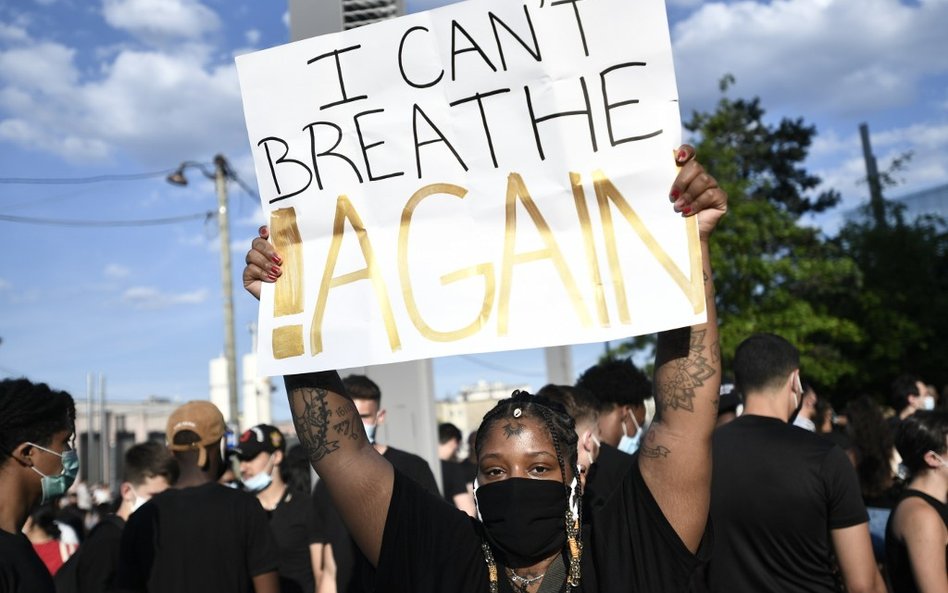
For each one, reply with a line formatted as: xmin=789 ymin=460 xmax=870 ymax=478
xmin=502 ymin=421 xmax=525 ymax=439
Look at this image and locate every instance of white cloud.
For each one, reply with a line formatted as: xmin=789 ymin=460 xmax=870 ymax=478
xmin=122 ymin=286 xmax=208 ymax=309
xmin=0 ymin=37 xmax=245 ymax=163
xmin=0 ymin=278 xmax=10 ymax=291
xmin=245 ymin=29 xmax=260 ymax=45
xmin=102 ymin=0 xmax=221 ymax=42
xmin=104 ymin=263 xmax=131 ymax=278
xmin=0 ymin=23 xmax=30 ymax=43
xmin=673 ymin=0 xmax=948 ymax=116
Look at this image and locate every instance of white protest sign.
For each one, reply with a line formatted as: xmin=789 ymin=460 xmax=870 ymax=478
xmin=236 ymin=0 xmax=705 ymax=376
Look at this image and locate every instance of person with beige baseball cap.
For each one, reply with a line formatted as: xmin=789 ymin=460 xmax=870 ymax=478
xmin=115 ymin=401 xmax=280 ymax=593
xmin=165 ymin=401 xmax=226 ymax=478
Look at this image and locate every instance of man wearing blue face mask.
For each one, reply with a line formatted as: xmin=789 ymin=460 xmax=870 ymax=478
xmin=576 ymin=358 xmax=653 ymax=457
xmin=0 ymin=378 xmax=77 ymax=593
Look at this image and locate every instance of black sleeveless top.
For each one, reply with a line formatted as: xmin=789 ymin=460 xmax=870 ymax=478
xmin=884 ymin=489 xmax=948 ymax=593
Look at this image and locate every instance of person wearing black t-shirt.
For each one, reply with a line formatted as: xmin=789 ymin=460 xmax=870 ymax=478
xmin=55 ymin=441 xmax=177 ymax=593
xmin=700 ymin=334 xmax=886 ymax=593
xmin=885 ymin=410 xmax=948 ymax=593
xmin=0 ymin=378 xmax=77 ymax=593
xmin=114 ymin=401 xmax=280 ymax=593
xmin=243 ymin=145 xmax=726 ymax=593
xmin=438 ymin=423 xmax=476 ymax=517
xmin=235 ymin=425 xmax=322 ymax=593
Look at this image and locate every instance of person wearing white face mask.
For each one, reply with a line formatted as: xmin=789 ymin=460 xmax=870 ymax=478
xmin=884 ymin=410 xmax=948 ymax=593
xmin=888 ymin=374 xmax=933 ymax=436
xmin=54 ymin=442 xmax=177 ymax=593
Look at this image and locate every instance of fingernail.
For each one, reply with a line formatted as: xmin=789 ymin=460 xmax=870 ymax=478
xmin=258 ymin=225 xmax=267 ymax=235
xmin=677 ymin=149 xmax=688 ymax=161
xmin=674 ymin=198 xmax=685 ymax=210
xmin=272 ymin=255 xmax=282 ymax=265
xmin=266 ymin=273 xmax=277 ymax=281
xmin=682 ymin=206 xmax=692 ymax=215
xmin=270 ymin=265 xmax=281 ymax=276
xmin=670 ymin=188 xmax=680 ymax=201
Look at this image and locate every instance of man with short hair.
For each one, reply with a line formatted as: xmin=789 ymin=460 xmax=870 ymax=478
xmin=703 ymin=333 xmax=886 ymax=593
xmin=576 ymin=358 xmax=652 ymax=455
xmin=436 ymin=423 xmax=475 ymax=517
xmin=890 ymin=374 xmax=932 ymax=426
xmin=55 ymin=441 xmax=177 ymax=593
xmin=114 ymin=401 xmax=279 ymax=593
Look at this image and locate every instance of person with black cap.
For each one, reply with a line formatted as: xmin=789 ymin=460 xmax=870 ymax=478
xmin=236 ymin=424 xmax=322 ymax=593
xmin=114 ymin=401 xmax=280 ymax=593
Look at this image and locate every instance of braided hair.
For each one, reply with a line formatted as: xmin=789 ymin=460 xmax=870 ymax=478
xmin=475 ymin=390 xmax=583 ymax=591
xmin=0 ymin=378 xmax=76 ymax=463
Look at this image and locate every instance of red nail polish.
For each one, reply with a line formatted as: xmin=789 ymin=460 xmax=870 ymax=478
xmin=677 ymin=149 xmax=688 ymax=161
xmin=266 ymin=273 xmax=277 ymax=281
xmin=270 ymin=265 xmax=281 ymax=275
xmin=682 ymin=206 xmax=692 ymax=215
xmin=272 ymin=255 xmax=282 ymax=265
xmin=670 ymin=188 xmax=681 ymax=200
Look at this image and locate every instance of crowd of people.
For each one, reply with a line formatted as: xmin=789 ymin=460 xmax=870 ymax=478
xmin=2 ymin=146 xmax=945 ymax=593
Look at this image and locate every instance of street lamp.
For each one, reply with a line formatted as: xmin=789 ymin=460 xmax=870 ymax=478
xmin=167 ymin=155 xmax=239 ymax=425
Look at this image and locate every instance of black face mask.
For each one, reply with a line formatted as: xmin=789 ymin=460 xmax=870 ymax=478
xmin=476 ymin=478 xmax=567 ymax=568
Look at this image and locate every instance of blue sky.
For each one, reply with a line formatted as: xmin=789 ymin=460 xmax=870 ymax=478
xmin=1 ymin=0 xmax=946 ymax=420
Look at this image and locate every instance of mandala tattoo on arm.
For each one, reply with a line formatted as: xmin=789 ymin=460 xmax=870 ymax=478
xmin=657 ymin=329 xmax=716 ymax=414
xmin=290 ymin=386 xmax=340 ymax=462
xmin=502 ymin=422 xmax=525 ymax=439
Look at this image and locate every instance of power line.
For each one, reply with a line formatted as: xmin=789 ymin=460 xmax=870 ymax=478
xmin=0 ymin=211 xmax=215 ymax=227
xmin=0 ymin=169 xmax=176 ymax=185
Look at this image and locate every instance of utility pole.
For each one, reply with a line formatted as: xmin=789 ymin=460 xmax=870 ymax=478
xmin=859 ymin=123 xmax=886 ymax=229
xmin=214 ymin=155 xmax=239 ymax=425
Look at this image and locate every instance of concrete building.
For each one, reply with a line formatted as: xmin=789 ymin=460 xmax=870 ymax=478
xmin=435 ymin=380 xmax=533 ymax=447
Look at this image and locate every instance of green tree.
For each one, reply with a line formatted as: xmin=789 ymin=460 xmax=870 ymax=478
xmin=830 ymin=203 xmax=948 ymax=397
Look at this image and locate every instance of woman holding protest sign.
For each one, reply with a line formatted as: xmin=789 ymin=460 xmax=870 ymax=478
xmin=242 ymin=145 xmax=726 ymax=592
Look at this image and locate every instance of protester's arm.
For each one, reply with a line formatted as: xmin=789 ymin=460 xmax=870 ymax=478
xmin=831 ymin=523 xmax=888 ymax=593
xmin=244 ymin=235 xmax=393 ymax=566
xmin=310 ymin=542 xmax=324 ymax=593
xmin=251 ymin=571 xmax=280 ymax=593
xmin=892 ymin=502 xmax=948 ymax=593
xmin=317 ymin=544 xmax=338 ymax=593
xmin=639 ymin=145 xmax=726 ymax=554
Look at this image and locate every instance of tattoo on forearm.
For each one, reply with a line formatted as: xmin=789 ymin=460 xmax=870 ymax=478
xmin=502 ymin=422 xmax=525 ymax=439
xmin=657 ymin=329 xmax=716 ymax=413
xmin=290 ymin=387 xmax=340 ymax=462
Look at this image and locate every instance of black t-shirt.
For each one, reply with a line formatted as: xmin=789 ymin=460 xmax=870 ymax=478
xmin=705 ymin=415 xmax=869 ymax=593
xmin=0 ymin=529 xmax=55 ymax=593
xmin=884 ymin=489 xmax=948 ymax=593
xmin=267 ymin=488 xmax=321 ymax=593
xmin=440 ymin=460 xmax=470 ymax=502
xmin=313 ymin=446 xmax=439 ymax=593
xmin=53 ymin=514 xmax=125 ymax=593
xmin=115 ymin=482 xmax=279 ymax=593
xmin=584 ymin=443 xmax=635 ymax=517
xmin=376 ymin=454 xmax=710 ymax=593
